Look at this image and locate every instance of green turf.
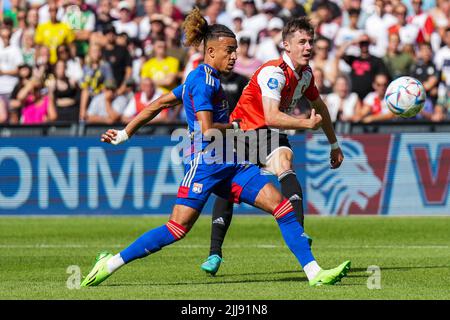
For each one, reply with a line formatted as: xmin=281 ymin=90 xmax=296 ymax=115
xmin=0 ymin=216 xmax=449 ymax=300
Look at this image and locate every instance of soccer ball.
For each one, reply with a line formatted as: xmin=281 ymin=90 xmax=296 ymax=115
xmin=384 ymin=76 xmax=426 ymax=118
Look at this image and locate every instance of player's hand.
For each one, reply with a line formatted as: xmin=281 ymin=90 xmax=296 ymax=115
xmin=308 ymin=109 xmax=322 ymax=130
xmin=101 ymin=129 xmax=129 ymax=145
xmin=330 ymin=147 xmax=344 ymax=169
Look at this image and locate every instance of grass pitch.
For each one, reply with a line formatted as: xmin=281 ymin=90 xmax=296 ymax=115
xmin=0 ymin=216 xmax=449 ymax=300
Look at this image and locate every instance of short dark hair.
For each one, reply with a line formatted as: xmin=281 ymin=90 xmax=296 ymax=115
xmin=282 ymin=17 xmax=314 ymax=42
xmin=348 ymin=8 xmax=361 ymax=16
xmin=419 ymin=41 xmax=432 ymax=49
xmin=239 ymin=36 xmax=251 ymax=45
xmin=102 ymin=24 xmax=116 ymax=35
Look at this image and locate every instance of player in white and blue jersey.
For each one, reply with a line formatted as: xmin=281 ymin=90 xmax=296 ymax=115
xmin=80 ymin=8 xmax=350 ymax=287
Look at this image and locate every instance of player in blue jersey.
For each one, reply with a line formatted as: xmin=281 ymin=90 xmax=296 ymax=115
xmin=80 ymin=8 xmax=350 ymax=287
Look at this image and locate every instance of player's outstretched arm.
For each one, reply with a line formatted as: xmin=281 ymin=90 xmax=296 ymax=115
xmin=262 ymin=96 xmax=322 ymax=130
xmin=101 ymin=92 xmax=180 ymax=145
xmin=310 ymin=96 xmax=344 ymax=169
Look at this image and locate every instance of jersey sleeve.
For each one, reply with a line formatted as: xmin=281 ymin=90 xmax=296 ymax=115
xmin=172 ymin=84 xmax=184 ymax=101
xmin=256 ymin=66 xmax=286 ymax=101
xmin=191 ymin=75 xmax=216 ymax=112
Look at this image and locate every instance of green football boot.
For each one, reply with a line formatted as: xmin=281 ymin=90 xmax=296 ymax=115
xmin=80 ymin=251 xmax=113 ymax=287
xmin=200 ymin=254 xmax=223 ymax=276
xmin=309 ymin=260 xmax=351 ymax=286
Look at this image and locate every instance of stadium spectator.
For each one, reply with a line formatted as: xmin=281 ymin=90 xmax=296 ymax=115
xmin=388 ymin=3 xmax=420 ymax=48
xmin=160 ymin=0 xmax=185 ymax=24
xmin=34 ymin=2 xmax=75 ymax=65
xmin=33 ymin=45 xmax=52 ymax=85
xmin=141 ymin=14 xmax=167 ymax=57
xmin=241 ymin=0 xmax=268 ymax=37
xmin=428 ymin=0 xmax=449 ymax=46
xmin=0 ymin=26 xmax=23 ymax=122
xmin=340 ymin=0 xmax=369 ymax=30
xmin=233 ymin=36 xmax=261 ymax=79
xmin=313 ymin=1 xmax=340 ymax=41
xmin=278 ymin=0 xmax=306 ymax=22
xmin=310 ymin=36 xmax=338 ymax=87
xmin=86 ymin=79 xmax=128 ymax=124
xmin=9 ymin=9 xmax=28 ymax=48
xmin=3 ymin=0 xmax=21 ymax=28
xmin=408 ymin=0 xmax=435 ymax=44
xmin=313 ymin=67 xmax=332 ymax=95
xmin=220 ymin=70 xmax=249 ymax=111
xmin=47 ymin=60 xmax=80 ymax=122
xmin=364 ymin=0 xmax=396 ymax=58
xmin=140 ymin=35 xmax=179 ymax=93
xmin=113 ymin=1 xmax=139 ymax=40
xmin=383 ymin=33 xmax=414 ymax=79
xmin=8 ymin=64 xmax=32 ymax=124
xmin=254 ymin=2 xmax=282 ymax=41
xmin=15 ymin=69 xmax=56 ymax=124
xmin=38 ymin=0 xmax=65 ymax=24
xmin=62 ymin=0 xmax=96 ymax=58
xmin=138 ymin=0 xmax=159 ymax=41
xmin=359 ymin=73 xmax=395 ymax=123
xmin=102 ymin=25 xmax=133 ymax=96
xmin=121 ymin=77 xmax=164 ymax=123
xmin=203 ymin=0 xmax=224 ymax=25
xmin=325 ymin=74 xmax=361 ymax=122
xmin=230 ymin=9 xmax=245 ymax=34
xmin=56 ymin=44 xmax=83 ymax=83
xmin=254 ymin=17 xmax=284 ymax=63
xmin=165 ymin=21 xmax=187 ymax=74
xmin=79 ymin=43 xmax=114 ymax=121
xmin=334 ymin=8 xmax=364 ymax=57
xmin=434 ymin=27 xmax=450 ymax=119
xmin=95 ymin=0 xmax=116 ymax=33
xmin=25 ymin=7 xmax=39 ymax=30
xmin=337 ymin=34 xmax=389 ymax=100
xmin=410 ymin=42 xmax=439 ymax=103
xmin=20 ymin=28 xmax=36 ymax=67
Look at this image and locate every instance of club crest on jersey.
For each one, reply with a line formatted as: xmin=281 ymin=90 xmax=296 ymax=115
xmin=192 ymin=183 xmax=203 ymax=194
xmin=267 ymin=78 xmax=279 ymax=89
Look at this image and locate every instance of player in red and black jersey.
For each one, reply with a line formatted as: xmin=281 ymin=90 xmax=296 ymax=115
xmin=202 ymin=17 xmax=345 ymax=275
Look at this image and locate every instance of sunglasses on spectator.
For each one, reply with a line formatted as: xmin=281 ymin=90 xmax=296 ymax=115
xmin=375 ymin=82 xmax=388 ymax=87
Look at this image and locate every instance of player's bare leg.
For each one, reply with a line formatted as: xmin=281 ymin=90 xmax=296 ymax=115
xmin=81 ymin=205 xmax=199 ymax=287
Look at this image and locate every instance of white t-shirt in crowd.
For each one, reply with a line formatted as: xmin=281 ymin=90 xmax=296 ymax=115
xmin=365 ymin=12 xmax=397 ymax=58
xmin=0 ymin=45 xmax=24 ymax=95
xmin=325 ymin=92 xmax=360 ymax=122
xmin=434 ymin=46 xmax=450 ymax=72
xmin=139 ymin=16 xmax=151 ymax=41
xmin=38 ymin=4 xmax=65 ymax=24
xmin=255 ymin=38 xmax=280 ymax=64
xmin=113 ymin=20 xmax=139 ymax=39
xmin=242 ymin=14 xmax=268 ymax=37
xmin=334 ymin=28 xmax=364 ymax=56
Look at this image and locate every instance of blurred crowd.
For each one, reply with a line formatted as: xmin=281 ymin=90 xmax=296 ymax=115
xmin=0 ymin=0 xmax=448 ymax=126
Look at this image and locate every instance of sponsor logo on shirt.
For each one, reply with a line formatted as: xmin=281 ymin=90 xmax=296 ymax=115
xmin=267 ymin=78 xmax=279 ymax=89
